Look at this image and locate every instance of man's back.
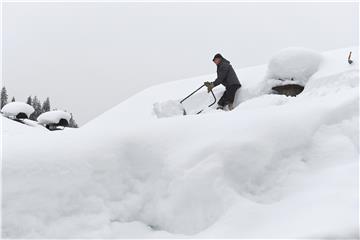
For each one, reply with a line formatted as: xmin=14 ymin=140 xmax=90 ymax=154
xmin=215 ymin=58 xmax=241 ymax=88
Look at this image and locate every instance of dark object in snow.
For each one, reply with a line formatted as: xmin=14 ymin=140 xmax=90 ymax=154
xmin=46 ymin=118 xmax=69 ymax=131
xmin=278 ymin=77 xmax=294 ymax=81
xmin=348 ymin=51 xmax=353 ymax=64
xmin=147 ymin=224 xmax=161 ymax=231
xmin=6 ymin=112 xmax=29 ymax=125
xmin=272 ymin=84 xmax=304 ymax=97
xmin=16 ymin=112 xmax=28 ymax=119
xmin=180 ymin=84 xmax=217 ymax=115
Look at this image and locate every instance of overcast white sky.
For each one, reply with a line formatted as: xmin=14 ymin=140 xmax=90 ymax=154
xmin=3 ymin=2 xmax=358 ymax=125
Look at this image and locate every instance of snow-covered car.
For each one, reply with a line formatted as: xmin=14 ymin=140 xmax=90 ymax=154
xmin=37 ymin=110 xmax=71 ymax=130
xmin=1 ymin=102 xmax=35 ymax=119
xmin=264 ymin=47 xmax=322 ymax=96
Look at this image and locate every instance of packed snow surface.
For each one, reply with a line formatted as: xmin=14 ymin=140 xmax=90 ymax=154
xmin=1 ymin=102 xmax=34 ymax=118
xmin=37 ymin=110 xmax=71 ymax=125
xmin=2 ymin=47 xmax=359 ymax=238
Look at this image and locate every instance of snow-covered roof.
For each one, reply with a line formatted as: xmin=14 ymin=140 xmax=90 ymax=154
xmin=1 ymin=102 xmax=35 ymax=118
xmin=37 ymin=110 xmax=71 ymax=125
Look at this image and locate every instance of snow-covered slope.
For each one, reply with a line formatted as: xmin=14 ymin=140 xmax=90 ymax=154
xmin=2 ymin=47 xmax=359 ymax=238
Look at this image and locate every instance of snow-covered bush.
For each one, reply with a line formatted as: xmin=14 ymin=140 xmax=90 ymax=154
xmin=1 ymin=102 xmax=34 ymax=118
xmin=265 ymin=47 xmax=323 ymax=86
xmin=37 ymin=110 xmax=71 ymax=125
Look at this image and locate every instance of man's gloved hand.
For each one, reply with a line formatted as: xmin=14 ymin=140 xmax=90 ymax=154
xmin=204 ymin=82 xmax=214 ymax=93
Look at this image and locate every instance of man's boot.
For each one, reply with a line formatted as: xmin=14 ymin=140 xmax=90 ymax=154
xmin=228 ymin=103 xmax=234 ymax=111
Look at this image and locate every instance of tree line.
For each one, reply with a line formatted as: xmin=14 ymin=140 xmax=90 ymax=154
xmin=1 ymin=86 xmax=78 ymax=128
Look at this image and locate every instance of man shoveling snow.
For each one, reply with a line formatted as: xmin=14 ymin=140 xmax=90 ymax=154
xmin=153 ymin=54 xmax=240 ymax=118
xmin=205 ymin=53 xmax=241 ymax=110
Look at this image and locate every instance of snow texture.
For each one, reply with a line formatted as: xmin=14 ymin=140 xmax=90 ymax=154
xmin=153 ymin=100 xmax=184 ymax=118
xmin=2 ymin=47 xmax=359 ymax=238
xmin=1 ymin=102 xmax=34 ymax=118
xmin=37 ymin=110 xmax=71 ymax=125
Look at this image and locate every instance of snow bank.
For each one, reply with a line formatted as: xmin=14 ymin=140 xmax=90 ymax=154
xmin=37 ymin=110 xmax=71 ymax=125
xmin=264 ymin=47 xmax=323 ymax=90
xmin=1 ymin=102 xmax=34 ymax=118
xmin=153 ymin=100 xmax=184 ymax=118
xmin=2 ymin=47 xmax=359 ymax=238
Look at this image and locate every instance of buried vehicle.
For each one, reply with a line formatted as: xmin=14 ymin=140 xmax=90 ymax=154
xmin=265 ymin=47 xmax=322 ymax=97
xmin=37 ymin=110 xmax=71 ymax=130
xmin=272 ymin=83 xmax=305 ymax=97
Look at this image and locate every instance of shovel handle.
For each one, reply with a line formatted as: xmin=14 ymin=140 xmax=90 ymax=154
xmin=196 ymin=90 xmax=217 ymax=114
xmin=208 ymin=90 xmax=217 ymax=108
xmin=180 ymin=84 xmax=217 ymax=114
xmin=180 ymin=84 xmax=205 ymax=104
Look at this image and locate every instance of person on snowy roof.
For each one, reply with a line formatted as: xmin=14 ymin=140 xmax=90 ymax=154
xmin=204 ymin=53 xmax=241 ymax=110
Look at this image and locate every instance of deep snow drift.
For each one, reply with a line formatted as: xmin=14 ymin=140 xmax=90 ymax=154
xmin=2 ymin=47 xmax=359 ymax=238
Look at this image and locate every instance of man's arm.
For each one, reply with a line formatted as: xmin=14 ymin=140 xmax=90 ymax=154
xmin=213 ymin=63 xmax=229 ymax=87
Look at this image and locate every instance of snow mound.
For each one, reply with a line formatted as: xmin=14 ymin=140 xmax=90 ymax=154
xmin=2 ymin=47 xmax=359 ymax=238
xmin=1 ymin=102 xmax=35 ymax=118
xmin=153 ymin=100 xmax=184 ymax=118
xmin=37 ymin=110 xmax=71 ymax=125
xmin=266 ymin=47 xmax=323 ymax=86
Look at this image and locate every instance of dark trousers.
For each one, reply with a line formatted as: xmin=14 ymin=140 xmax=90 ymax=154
xmin=218 ymin=85 xmax=241 ymax=107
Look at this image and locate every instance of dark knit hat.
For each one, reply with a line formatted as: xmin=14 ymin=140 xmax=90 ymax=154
xmin=213 ymin=53 xmax=223 ymax=61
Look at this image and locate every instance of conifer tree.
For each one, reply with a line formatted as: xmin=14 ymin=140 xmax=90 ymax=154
xmin=68 ymin=113 xmax=79 ymax=128
xmin=42 ymin=97 xmax=51 ymax=113
xmin=30 ymin=96 xmax=42 ymax=120
xmin=26 ymin=96 xmax=32 ymax=106
xmin=1 ymin=86 xmax=8 ymax=108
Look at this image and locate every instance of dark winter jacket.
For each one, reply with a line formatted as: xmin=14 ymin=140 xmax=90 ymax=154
xmin=213 ymin=58 xmax=241 ymax=88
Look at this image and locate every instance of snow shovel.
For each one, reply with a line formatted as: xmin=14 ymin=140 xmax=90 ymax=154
xmin=180 ymin=84 xmax=217 ymax=115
